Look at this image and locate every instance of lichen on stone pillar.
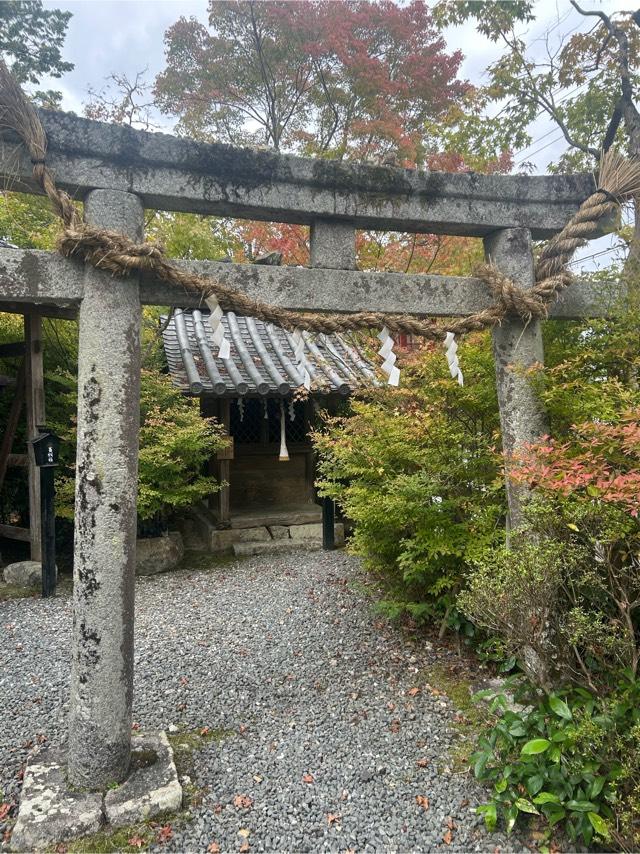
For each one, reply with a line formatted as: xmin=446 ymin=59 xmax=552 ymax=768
xmin=68 ymin=189 xmax=144 ymax=789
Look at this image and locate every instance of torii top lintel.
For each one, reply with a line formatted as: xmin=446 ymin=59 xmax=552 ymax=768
xmin=0 ymin=109 xmax=595 ymax=240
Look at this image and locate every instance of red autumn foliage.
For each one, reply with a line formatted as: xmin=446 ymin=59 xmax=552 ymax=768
xmin=512 ymin=412 xmax=640 ymax=517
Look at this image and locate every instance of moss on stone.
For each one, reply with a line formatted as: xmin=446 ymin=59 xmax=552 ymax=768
xmin=177 ymin=550 xmax=238 ymax=572
xmin=423 ymin=663 xmax=489 ymax=774
xmin=0 ymin=582 xmax=39 ymax=601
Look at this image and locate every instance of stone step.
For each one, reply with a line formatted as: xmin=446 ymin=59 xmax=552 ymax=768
xmin=232 ymin=539 xmax=322 ymax=558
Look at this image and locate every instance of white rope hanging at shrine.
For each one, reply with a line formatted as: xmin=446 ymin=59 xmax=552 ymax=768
xmin=292 ymin=327 xmax=312 ymax=390
xmin=444 ymin=332 xmax=464 ymax=386
xmin=279 ymin=399 xmax=290 ymax=462
xmin=205 ymin=295 xmax=231 ymax=359
xmin=377 ymin=327 xmax=400 ymax=386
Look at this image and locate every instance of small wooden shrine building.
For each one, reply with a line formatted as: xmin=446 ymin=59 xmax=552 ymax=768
xmin=162 ymin=308 xmax=374 ymax=528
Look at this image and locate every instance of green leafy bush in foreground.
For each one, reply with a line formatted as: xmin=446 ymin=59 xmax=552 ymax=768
xmin=473 ymin=677 xmax=640 ymax=848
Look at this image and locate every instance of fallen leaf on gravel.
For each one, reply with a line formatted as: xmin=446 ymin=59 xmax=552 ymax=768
xmin=156 ymin=825 xmax=173 ymax=843
xmin=253 ymin=775 xmax=263 ymax=783
xmin=233 ymin=794 xmax=253 ymax=809
xmin=446 ymin=817 xmax=456 ymax=830
xmin=387 ymin=702 xmax=396 ymax=711
xmin=54 ymin=844 xmax=67 ymax=853
xmin=239 ymin=724 xmax=248 ymax=735
xmin=127 ymin=835 xmax=145 ymax=848
xmin=213 ymin=803 xmax=224 ymax=814
xmin=390 ymin=720 xmax=401 ymax=733
xmin=200 ymin=726 xmax=210 ymax=737
xmin=238 ymin=829 xmax=250 ymax=838
xmin=302 ymin=773 xmax=314 ymax=784
xmin=340 ymin=789 xmax=349 ymax=801
xmin=460 ymin=798 xmax=469 ymax=807
xmin=416 ymin=758 xmax=429 ymax=768
xmin=131 ymin=722 xmax=140 ymax=731
xmin=179 ymin=677 xmax=189 ymax=686
xmin=416 ymin=795 xmax=429 ymax=810
xmin=239 ymin=843 xmax=250 ymax=853
xmin=0 ymin=803 xmax=11 ymax=820
xmin=207 ymin=843 xmax=220 ymax=853
xmin=408 ymin=687 xmax=420 ymax=696
xmin=327 ymin=813 xmax=341 ymax=826
xmin=443 ymin=830 xmax=454 ymax=844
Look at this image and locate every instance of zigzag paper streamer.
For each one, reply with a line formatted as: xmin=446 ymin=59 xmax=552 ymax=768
xmin=236 ymin=397 xmax=245 ymax=421
xmin=377 ymin=326 xmax=400 ymax=386
xmin=205 ymin=295 xmax=231 ymax=359
xmin=288 ymin=399 xmax=295 ymax=421
xmin=292 ymin=327 xmax=312 ymax=390
xmin=443 ymin=332 xmax=464 ymax=386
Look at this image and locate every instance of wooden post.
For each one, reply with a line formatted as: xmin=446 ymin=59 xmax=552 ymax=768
xmin=0 ymin=359 xmax=26 ymax=493
xmin=483 ymin=228 xmax=549 ymax=529
xmin=24 ymin=314 xmax=45 ymax=560
xmin=68 ymin=189 xmax=144 ymax=789
xmin=216 ymin=399 xmax=231 ymax=526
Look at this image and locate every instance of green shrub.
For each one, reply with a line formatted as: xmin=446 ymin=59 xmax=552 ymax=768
xmin=54 ymin=368 xmax=227 ymax=522
xmin=473 ymin=677 xmax=640 ymax=848
xmin=312 ymin=333 xmax=505 ymax=622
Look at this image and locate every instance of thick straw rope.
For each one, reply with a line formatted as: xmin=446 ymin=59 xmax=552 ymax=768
xmin=0 ymin=63 xmax=634 ymax=342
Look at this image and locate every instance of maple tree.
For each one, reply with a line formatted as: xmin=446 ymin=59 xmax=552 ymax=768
xmin=154 ymin=0 xmax=469 ymax=164
xmin=153 ymin=0 xmax=514 ymax=271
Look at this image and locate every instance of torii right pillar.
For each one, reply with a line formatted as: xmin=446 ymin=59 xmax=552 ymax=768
xmin=483 ymin=227 xmax=549 ymax=530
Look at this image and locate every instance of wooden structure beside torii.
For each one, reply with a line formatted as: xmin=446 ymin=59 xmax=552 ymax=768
xmin=0 ymin=108 xmax=620 ymax=792
xmin=0 ymin=308 xmax=45 ymax=557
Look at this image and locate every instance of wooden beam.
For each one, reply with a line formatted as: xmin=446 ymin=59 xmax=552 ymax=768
xmin=0 ymin=522 xmax=30 ymax=542
xmin=0 ymin=359 xmax=25 ymax=493
xmin=24 ymin=313 xmax=45 ymax=561
xmin=0 ymin=341 xmax=26 ymax=357
xmin=7 ymin=453 xmax=27 ymax=466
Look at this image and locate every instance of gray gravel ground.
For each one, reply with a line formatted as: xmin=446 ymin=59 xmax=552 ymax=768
xmin=0 ymin=551 xmax=521 ymax=852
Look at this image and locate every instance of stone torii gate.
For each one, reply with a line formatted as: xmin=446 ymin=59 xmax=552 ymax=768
xmin=0 ymin=110 xmax=618 ymax=827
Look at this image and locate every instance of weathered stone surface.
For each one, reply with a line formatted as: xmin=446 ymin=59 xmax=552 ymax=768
xmin=484 ymin=228 xmax=549 ymax=527
xmin=209 ymin=529 xmax=237 ymax=552
xmin=135 ymin=532 xmax=184 ymax=576
xmin=287 ymin=522 xmax=345 ymax=545
xmin=68 ymin=189 xmax=144 ymax=789
xmin=3 ymin=560 xmax=57 ymax=588
xmin=0 ymin=247 xmax=624 ymax=321
xmin=310 ymin=219 xmax=356 ymax=269
xmin=233 ymin=540 xmax=302 ymax=557
xmin=174 ymin=517 xmax=207 ymax=551
xmin=104 ymin=732 xmax=182 ymax=828
xmin=10 ymin=748 xmax=103 ymax=852
xmin=1 ymin=110 xmax=595 ymax=238
xmin=236 ymin=526 xmax=271 ymax=543
xmin=268 ymin=525 xmax=291 ymax=540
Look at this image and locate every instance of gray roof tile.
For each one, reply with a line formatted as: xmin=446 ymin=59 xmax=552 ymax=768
xmin=162 ymin=309 xmax=376 ymax=397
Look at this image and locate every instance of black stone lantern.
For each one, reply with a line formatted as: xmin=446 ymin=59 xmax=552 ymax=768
xmin=30 ymin=426 xmax=60 ymax=597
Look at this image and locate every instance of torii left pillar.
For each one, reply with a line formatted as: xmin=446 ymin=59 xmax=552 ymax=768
xmin=68 ymin=189 xmax=143 ymax=788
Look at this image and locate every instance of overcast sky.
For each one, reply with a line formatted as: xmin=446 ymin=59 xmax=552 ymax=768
xmin=40 ymin=0 xmax=634 ymax=269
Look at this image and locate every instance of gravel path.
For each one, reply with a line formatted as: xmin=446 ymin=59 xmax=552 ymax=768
xmin=0 ymin=551 xmax=519 ymax=852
